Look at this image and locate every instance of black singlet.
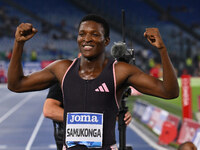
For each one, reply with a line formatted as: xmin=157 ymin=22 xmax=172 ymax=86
xmin=62 ymin=58 xmax=119 ymax=149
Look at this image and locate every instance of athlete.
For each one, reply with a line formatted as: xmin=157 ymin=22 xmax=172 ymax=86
xmin=43 ymin=83 xmax=132 ymax=150
xmin=7 ymin=14 xmax=179 ymax=149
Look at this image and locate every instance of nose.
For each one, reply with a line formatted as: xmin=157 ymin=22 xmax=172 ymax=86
xmin=84 ymin=33 xmax=92 ymax=42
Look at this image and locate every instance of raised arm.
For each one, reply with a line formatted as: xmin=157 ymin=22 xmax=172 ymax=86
xmin=7 ymin=23 xmax=56 ymax=92
xmin=143 ymin=28 xmax=179 ymax=98
xmin=116 ymin=28 xmax=179 ymax=99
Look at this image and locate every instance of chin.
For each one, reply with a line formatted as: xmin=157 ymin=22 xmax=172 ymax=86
xmin=82 ymin=54 xmax=97 ymax=61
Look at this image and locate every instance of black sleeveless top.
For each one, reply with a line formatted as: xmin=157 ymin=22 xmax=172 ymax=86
xmin=62 ymin=58 xmax=119 ymax=149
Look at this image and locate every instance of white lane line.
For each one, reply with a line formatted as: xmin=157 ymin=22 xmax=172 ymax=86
xmin=0 ymin=84 xmax=7 ymax=88
xmin=48 ymin=144 xmax=57 ymax=149
xmin=128 ymin=121 xmax=168 ymax=150
xmin=0 ymin=93 xmax=35 ymax=124
xmin=25 ymin=113 xmax=44 ymax=150
xmin=0 ymin=145 xmax=7 ymax=149
xmin=0 ymin=92 xmax=16 ymax=104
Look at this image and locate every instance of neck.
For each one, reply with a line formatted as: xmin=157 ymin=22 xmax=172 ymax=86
xmin=79 ymin=53 xmax=108 ymax=80
xmin=80 ymin=53 xmax=106 ymax=68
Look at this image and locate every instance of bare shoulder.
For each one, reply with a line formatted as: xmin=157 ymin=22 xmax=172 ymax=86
xmin=114 ymin=61 xmax=142 ymax=86
xmin=115 ymin=61 xmax=141 ymax=75
xmin=48 ymin=59 xmax=73 ymax=68
xmin=115 ymin=61 xmax=131 ymax=69
xmin=44 ymin=59 xmax=74 ymax=81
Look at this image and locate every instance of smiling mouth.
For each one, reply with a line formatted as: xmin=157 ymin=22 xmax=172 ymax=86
xmin=83 ymin=45 xmax=94 ymax=50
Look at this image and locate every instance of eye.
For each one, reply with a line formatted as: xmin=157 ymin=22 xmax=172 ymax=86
xmin=78 ymin=32 xmax=85 ymax=37
xmin=92 ymin=33 xmax=99 ymax=37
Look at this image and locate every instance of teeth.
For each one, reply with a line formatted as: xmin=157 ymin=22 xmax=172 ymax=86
xmin=83 ymin=45 xmax=93 ymax=50
xmin=84 ymin=45 xmax=92 ymax=48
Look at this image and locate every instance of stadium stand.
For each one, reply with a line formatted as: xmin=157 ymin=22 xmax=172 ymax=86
xmin=0 ymin=0 xmax=199 ymax=78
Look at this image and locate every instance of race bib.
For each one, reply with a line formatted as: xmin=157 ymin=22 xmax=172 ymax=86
xmin=65 ymin=112 xmax=103 ymax=148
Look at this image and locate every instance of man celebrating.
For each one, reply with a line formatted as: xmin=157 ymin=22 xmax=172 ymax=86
xmin=7 ymin=14 xmax=179 ymax=150
xmin=43 ymin=83 xmax=133 ymax=150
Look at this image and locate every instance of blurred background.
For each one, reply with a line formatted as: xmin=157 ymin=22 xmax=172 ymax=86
xmin=0 ymin=0 xmax=200 ymax=149
xmin=0 ymin=0 xmax=199 ymax=78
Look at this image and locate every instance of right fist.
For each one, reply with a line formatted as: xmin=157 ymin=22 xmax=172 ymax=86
xmin=15 ymin=23 xmax=37 ymax=42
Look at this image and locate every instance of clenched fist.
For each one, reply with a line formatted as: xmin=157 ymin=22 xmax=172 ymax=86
xmin=15 ymin=23 xmax=37 ymax=42
xmin=144 ymin=28 xmax=165 ymax=50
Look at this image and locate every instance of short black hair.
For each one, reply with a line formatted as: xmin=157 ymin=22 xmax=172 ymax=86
xmin=78 ymin=14 xmax=110 ymax=38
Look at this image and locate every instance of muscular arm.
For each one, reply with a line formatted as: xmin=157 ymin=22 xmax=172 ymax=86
xmin=8 ymin=41 xmax=57 ymax=92
xmin=7 ymin=23 xmax=56 ymax=92
xmin=43 ymin=98 xmax=64 ymax=122
xmin=7 ymin=23 xmax=70 ymax=92
xmin=116 ymin=28 xmax=179 ymax=99
xmin=7 ymin=40 xmax=25 ymax=91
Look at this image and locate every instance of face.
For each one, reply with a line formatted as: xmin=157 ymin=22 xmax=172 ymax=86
xmin=77 ymin=21 xmax=110 ymax=59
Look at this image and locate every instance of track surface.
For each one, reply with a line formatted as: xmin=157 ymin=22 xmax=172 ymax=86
xmin=0 ymin=85 xmax=157 ymax=150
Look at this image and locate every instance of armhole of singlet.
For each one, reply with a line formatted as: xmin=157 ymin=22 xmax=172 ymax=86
xmin=61 ymin=58 xmax=77 ymax=96
xmin=113 ymin=60 xmax=119 ymax=109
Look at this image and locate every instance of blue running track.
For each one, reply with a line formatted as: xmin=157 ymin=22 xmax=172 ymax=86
xmin=0 ymin=85 xmax=160 ymax=150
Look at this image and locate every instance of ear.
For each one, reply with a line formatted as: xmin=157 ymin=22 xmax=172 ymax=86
xmin=104 ymin=37 xmax=110 ymax=46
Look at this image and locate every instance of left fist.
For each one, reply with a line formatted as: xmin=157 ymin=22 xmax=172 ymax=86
xmin=144 ymin=28 xmax=165 ymax=49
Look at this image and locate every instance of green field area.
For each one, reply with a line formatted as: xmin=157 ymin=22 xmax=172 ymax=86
xmin=126 ymin=77 xmax=200 ymax=119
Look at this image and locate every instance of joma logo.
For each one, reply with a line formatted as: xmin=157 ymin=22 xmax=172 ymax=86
xmin=69 ymin=115 xmax=99 ymax=123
